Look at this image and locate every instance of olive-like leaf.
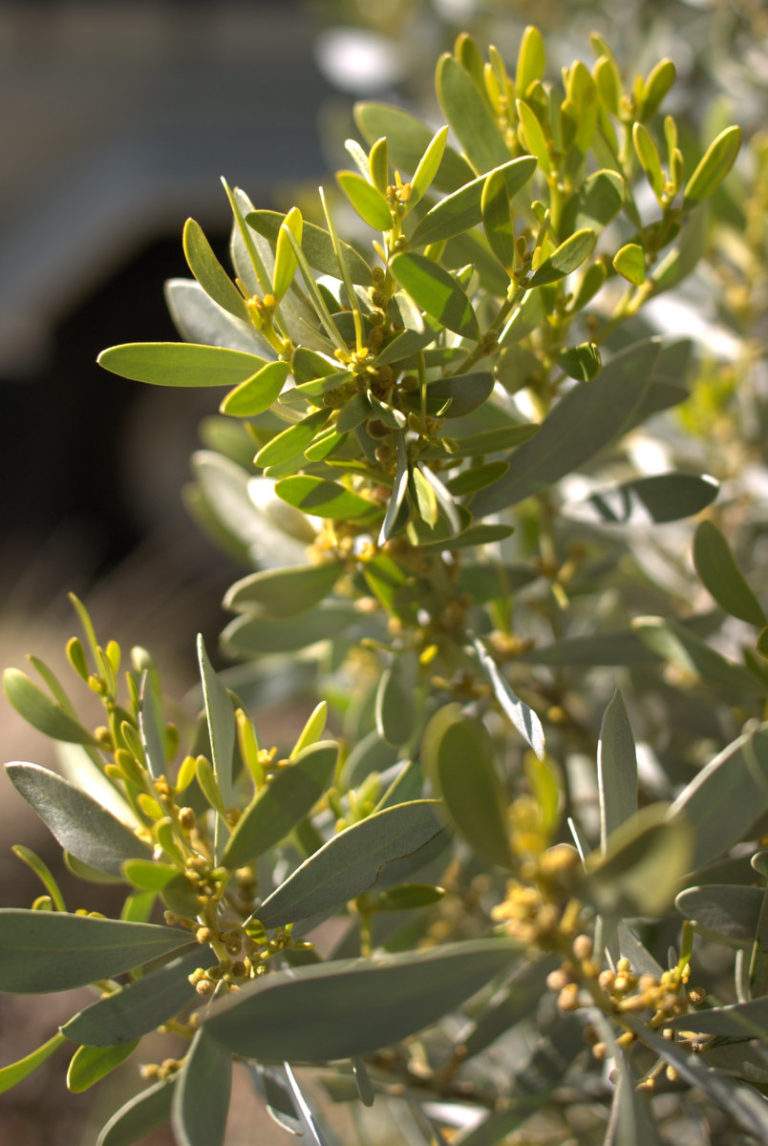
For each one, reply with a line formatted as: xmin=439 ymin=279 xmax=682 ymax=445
xmin=202 ymin=939 xmax=517 ymax=1062
xmin=275 ymin=475 xmax=380 ymax=520
xmin=221 ymin=602 xmax=359 ymax=657
xmin=172 ymin=1029 xmax=232 ymax=1146
xmin=255 ymin=408 xmax=330 ymax=468
xmin=609 ymin=1051 xmax=664 ymax=1146
xmin=0 ymin=909 xmax=189 ymax=993
xmin=98 ymin=343 xmax=267 ymax=387
xmin=693 ymin=520 xmax=766 ymax=627
xmin=410 ymin=157 xmax=537 ymax=247
xmin=0 ymin=1031 xmax=67 ymax=1094
xmin=182 ymin=218 xmax=248 ymax=321
xmin=632 ymin=615 xmax=765 ymax=700
xmin=390 ymin=253 xmax=479 ymax=340
xmin=529 ymin=229 xmax=596 ymax=287
xmin=3 ymin=669 xmax=96 ymax=745
xmin=575 ymin=472 xmax=719 ymax=525
xmin=96 ymin=1079 xmax=176 ymax=1146
xmin=375 ymin=667 xmax=415 ymax=748
xmin=222 ymin=742 xmax=337 ymax=869
xmin=668 ymin=724 xmax=768 ymax=870
xmin=219 ymin=360 xmax=290 ymax=417
xmin=246 ymin=211 xmax=372 ymax=284
xmin=597 ymin=690 xmax=637 ymax=852
xmin=665 ymin=995 xmax=768 ymax=1040
xmin=436 ymin=54 xmax=510 ymax=174
xmin=254 ymin=800 xmax=445 ymax=928
xmin=5 ymin=763 xmax=151 ymax=877
xmin=223 ymin=561 xmax=344 ymax=618
xmin=336 ymin=171 xmax=392 ymax=231
xmin=62 ymin=946 xmax=201 ymax=1046
xmin=197 ymin=634 xmax=235 ymax=817
xmin=421 ymin=705 xmax=512 ymax=868
xmin=471 ymin=637 xmax=545 ymax=759
xmin=67 ymin=1041 xmax=138 ymax=1093
xmin=675 ymin=885 xmax=766 ymax=944
xmin=580 ymin=804 xmax=692 ymax=917
xmin=613 ymin=242 xmax=646 ymax=285
xmin=683 ymin=125 xmax=742 ymax=207
xmin=474 ymin=340 xmax=660 ymax=515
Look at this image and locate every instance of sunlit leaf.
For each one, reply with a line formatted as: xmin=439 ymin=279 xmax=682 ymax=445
xmin=390 ymin=252 xmax=479 ymax=340
xmin=0 ymin=1031 xmax=67 ymax=1094
xmin=67 ymin=1041 xmax=138 ymax=1093
xmin=436 ymin=54 xmax=510 ymax=174
xmin=223 ymin=561 xmax=344 ymax=618
xmin=275 ymin=475 xmax=381 ymax=520
xmin=98 ymin=343 xmax=267 ymax=387
xmin=182 ymin=218 xmax=248 ymax=321
xmin=613 ymin=242 xmax=646 ymax=285
xmin=355 ymin=102 xmax=475 ymax=192
xmin=471 ymin=637 xmax=545 ymax=759
xmin=222 ymin=602 xmax=359 ymax=657
xmin=3 ymin=670 xmax=96 ymax=745
xmin=683 ymin=125 xmax=742 ymax=207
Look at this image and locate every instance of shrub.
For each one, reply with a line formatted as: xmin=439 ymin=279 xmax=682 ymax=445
xmin=3 ymin=23 xmax=768 ymax=1146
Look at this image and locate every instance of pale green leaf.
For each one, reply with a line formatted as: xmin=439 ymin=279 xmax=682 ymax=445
xmin=182 ymin=218 xmax=248 ymax=321
xmin=98 ymin=343 xmax=267 ymax=387
xmin=3 ymin=669 xmax=96 ymax=745
xmin=683 ymin=125 xmax=742 ymax=207
xmin=613 ymin=242 xmax=646 ymax=285
xmin=390 ymin=252 xmax=479 ymax=340
xmin=219 ymin=360 xmax=290 ymax=417
xmin=354 ymin=102 xmax=475 ymax=192
xmin=0 ymin=1031 xmax=67 ymax=1094
xmin=597 ymin=690 xmax=637 ymax=851
xmin=275 ymin=475 xmax=380 ymax=520
xmin=410 ymin=125 xmax=449 ymax=206
xmin=675 ymin=885 xmax=766 ymax=944
xmin=632 ymin=615 xmax=765 ymax=700
xmin=223 ymin=562 xmax=344 ymax=618
xmin=221 ymin=603 xmax=359 ymax=657
xmin=255 ymin=408 xmax=330 ymax=468
xmin=579 ymin=472 xmax=718 ymax=525
xmin=436 ymin=54 xmax=510 ymax=174
xmin=410 ymin=157 xmax=536 ymax=247
xmin=67 ymin=1041 xmax=138 ymax=1093
xmin=197 ymin=635 xmax=235 ymax=818
xmin=96 ymin=1079 xmax=175 ymax=1146
xmin=336 ymin=171 xmax=392 ymax=231
xmin=472 ymin=637 xmax=545 ymax=759
xmin=529 ymin=228 xmax=596 ymax=286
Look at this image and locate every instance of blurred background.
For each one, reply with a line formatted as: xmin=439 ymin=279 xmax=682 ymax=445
xmin=0 ymin=0 xmax=765 ymax=1142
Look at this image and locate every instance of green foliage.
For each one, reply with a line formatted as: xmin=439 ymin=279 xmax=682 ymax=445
xmin=4 ymin=19 xmax=768 ymax=1146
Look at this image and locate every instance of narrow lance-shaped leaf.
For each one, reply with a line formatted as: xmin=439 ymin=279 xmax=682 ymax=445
xmin=223 ymin=561 xmax=344 ymax=618
xmin=390 ymin=252 xmax=479 ymax=340
xmin=254 ymin=800 xmax=445 ymax=928
xmin=171 ymin=1029 xmax=232 ymax=1146
xmin=683 ymin=125 xmax=742 ymax=207
xmin=376 ymin=666 xmax=415 ymax=748
xmin=336 ymin=171 xmax=392 ymax=231
xmin=410 ymin=156 xmax=537 ymax=247
xmin=576 ymin=472 xmax=719 ymax=525
xmin=3 ymin=669 xmax=96 ymax=745
xmin=197 ymin=635 xmax=235 ymax=819
xmin=246 ymin=210 xmax=372 ymax=285
xmin=379 ymin=430 xmax=409 ymax=545
xmin=529 ymin=228 xmax=596 ymax=286
xmin=138 ymin=670 xmax=165 ymax=780
xmin=693 ymin=519 xmax=766 ymax=627
xmin=202 ymin=939 xmax=518 ymax=1062
xmin=222 ymin=742 xmax=337 ymax=869
xmin=275 ymin=475 xmax=380 ymax=521
xmin=67 ymin=1041 xmax=139 ymax=1093
xmin=219 ymin=360 xmax=290 ymax=418
xmin=632 ymin=615 xmax=765 ymax=700
xmin=354 ymin=102 xmax=475 ymax=192
xmin=182 ymin=218 xmax=248 ymax=321
xmin=62 ymin=947 xmax=201 ymax=1046
xmin=273 ymin=206 xmax=303 ymax=301
xmin=482 ymin=168 xmax=515 ymax=270
xmin=5 ymin=762 xmax=151 ymax=877
xmin=436 ymin=54 xmax=510 ymax=174
xmin=0 ymin=909 xmax=189 ymax=993
xmin=422 ymin=705 xmax=512 ymax=868
xmin=96 ymin=1079 xmax=176 ymax=1146
xmin=613 ymin=242 xmax=646 ymax=285
xmin=471 ymin=636 xmax=545 ymax=759
xmin=516 ymin=99 xmax=551 ymax=175
xmin=597 ymin=690 xmax=637 ymax=851
xmin=410 ymin=125 xmax=449 ymax=206
xmin=0 ymin=1031 xmax=67 ymax=1095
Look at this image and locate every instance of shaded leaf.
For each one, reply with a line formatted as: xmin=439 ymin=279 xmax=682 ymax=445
xmin=597 ymin=690 xmax=637 ymax=851
xmin=223 ymin=562 xmax=344 ymax=618
xmin=391 ymin=253 xmax=479 ymax=340
xmin=222 ymin=602 xmax=359 ymax=657
xmin=67 ymin=1041 xmax=138 ymax=1093
xmin=223 ymin=742 xmax=337 ymax=869
xmin=0 ymin=909 xmax=188 ymax=993
xmin=197 ymin=634 xmax=235 ymax=828
xmin=6 ymin=763 xmax=150 ymax=877
xmin=563 ymin=169 xmax=624 ymax=233
xmin=62 ymin=947 xmax=201 ymax=1046
xmin=474 ymin=340 xmax=660 ymax=514
xmin=675 ymin=885 xmax=766 ymax=944
xmin=666 ymin=995 xmax=768 ymax=1040
xmin=203 ymin=939 xmax=517 ymax=1062
xmin=693 ymin=520 xmax=766 ymax=627
xmin=422 ymin=705 xmax=512 ymax=868
xmin=557 ymin=342 xmax=601 ymax=382
xmin=516 ymin=99 xmax=551 ymax=175
xmin=97 ymin=1079 xmax=175 ymax=1146
xmin=378 ymin=431 xmax=410 ymax=545
xmin=410 ymin=125 xmax=449 ymax=206
xmin=172 ymin=1029 xmax=232 ymax=1146
xmin=576 ymin=472 xmax=718 ymax=525
xmin=517 ymin=631 xmax=657 ymax=667
xmin=255 ymin=800 xmax=445 ymax=928
xmin=375 ymin=667 xmax=415 ymax=748
xmin=98 ymin=343 xmax=267 ymax=387
xmin=580 ymin=804 xmax=692 ymax=917
xmin=420 ymin=423 xmax=539 ymax=460
xmin=404 ymin=372 xmax=494 ymax=420
xmin=632 ymin=615 xmax=765 ymax=700
xmin=608 ymin=1051 xmax=664 ymax=1146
